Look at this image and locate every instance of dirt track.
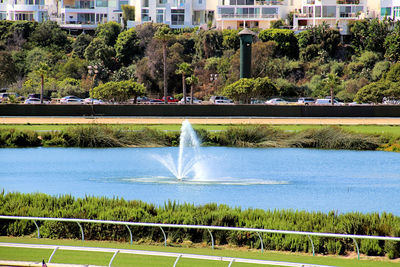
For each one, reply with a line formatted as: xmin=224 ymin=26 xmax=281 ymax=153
xmin=2 ymin=117 xmax=400 ymax=125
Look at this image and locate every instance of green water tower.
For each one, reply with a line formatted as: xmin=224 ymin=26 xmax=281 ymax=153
xmin=238 ymin=28 xmax=256 ymax=79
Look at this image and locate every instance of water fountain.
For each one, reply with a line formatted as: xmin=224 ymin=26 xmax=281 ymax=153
xmin=154 ymin=120 xmax=206 ymax=180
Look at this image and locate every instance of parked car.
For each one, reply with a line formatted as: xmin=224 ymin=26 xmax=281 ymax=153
xmin=28 ymin=94 xmax=51 ymax=102
xmin=209 ymin=96 xmax=233 ymax=104
xmin=134 ymin=96 xmax=151 ymax=104
xmin=60 ymin=96 xmax=83 ymax=104
xmin=84 ymin=98 xmax=105 ymax=104
xmin=297 ymin=97 xmax=315 ymax=105
xmin=265 ymin=98 xmax=287 ymax=105
xmin=24 ymin=98 xmax=50 ymax=104
xmin=149 ymin=99 xmax=164 ymax=104
xmin=179 ymin=97 xmax=202 ymax=104
xmin=158 ymin=96 xmax=179 ymax=103
xmin=0 ymin=92 xmax=24 ymax=102
xmin=315 ymin=99 xmax=344 ymax=105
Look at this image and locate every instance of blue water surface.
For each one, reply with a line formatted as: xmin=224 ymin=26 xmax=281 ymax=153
xmin=1 ymin=147 xmax=400 ymax=214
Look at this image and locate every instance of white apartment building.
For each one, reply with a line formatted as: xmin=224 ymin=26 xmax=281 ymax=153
xmin=58 ymin=0 xmax=132 ymax=30
xmin=380 ymin=0 xmax=400 ymax=20
xmin=293 ymin=0 xmax=373 ymax=35
xmin=134 ymin=0 xmax=214 ymax=28
xmin=0 ymin=0 xmax=52 ymax=22
xmin=215 ymin=0 xmax=297 ymax=29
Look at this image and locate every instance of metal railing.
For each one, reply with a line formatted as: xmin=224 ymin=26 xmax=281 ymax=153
xmin=1 ymin=215 xmax=400 ymax=260
xmin=0 ymin=242 xmax=335 ymax=267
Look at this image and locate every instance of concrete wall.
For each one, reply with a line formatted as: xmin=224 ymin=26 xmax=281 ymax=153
xmin=2 ymin=104 xmax=400 ymax=117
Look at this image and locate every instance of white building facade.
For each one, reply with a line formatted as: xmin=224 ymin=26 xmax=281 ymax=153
xmin=0 ymin=0 xmax=51 ymax=22
xmin=293 ymin=0 xmax=368 ymax=35
xmin=134 ymin=0 xmax=213 ymax=28
xmin=380 ymin=0 xmax=400 ymax=20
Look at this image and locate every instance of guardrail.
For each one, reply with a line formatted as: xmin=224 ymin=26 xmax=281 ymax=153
xmin=2 ymin=215 xmax=400 ymax=260
xmin=0 ymin=242 xmax=336 ymax=267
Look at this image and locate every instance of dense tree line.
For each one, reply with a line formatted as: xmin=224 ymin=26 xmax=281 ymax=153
xmin=3 ymin=19 xmax=400 ymax=102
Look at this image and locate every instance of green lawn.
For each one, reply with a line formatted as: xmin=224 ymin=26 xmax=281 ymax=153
xmin=1 ymin=124 xmax=400 ymax=138
xmin=0 ymin=237 xmax=397 ymax=267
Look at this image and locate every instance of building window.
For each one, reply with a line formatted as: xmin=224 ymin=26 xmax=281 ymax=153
xmin=171 ymin=9 xmax=184 ymax=25
xmin=0 ymin=12 xmax=7 ymax=20
xmin=381 ymin=7 xmax=391 ymax=17
xmin=96 ymin=0 xmax=108 ymax=7
xmin=198 ymin=0 xmax=202 ymax=4
xmin=142 ymin=9 xmax=150 ymax=21
xmin=322 ymin=6 xmax=336 ymax=17
xmin=156 ymin=9 xmax=164 ymax=23
xmin=143 ymin=0 xmax=149 ymax=7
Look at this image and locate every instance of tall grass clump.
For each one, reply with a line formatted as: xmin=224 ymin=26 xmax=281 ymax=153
xmin=1 ymin=192 xmax=400 ymax=258
xmin=0 ymin=128 xmax=41 ymax=147
xmin=212 ymin=126 xmax=286 ymax=147
xmin=65 ymin=125 xmax=123 ymax=147
xmin=287 ymin=127 xmax=380 ymax=150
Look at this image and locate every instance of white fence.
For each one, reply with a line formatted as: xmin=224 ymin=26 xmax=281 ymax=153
xmin=1 ymin=215 xmax=400 ymax=260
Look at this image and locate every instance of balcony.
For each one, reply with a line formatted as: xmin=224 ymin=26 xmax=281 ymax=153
xmin=255 ymin=0 xmax=282 ymax=5
xmin=337 ymin=0 xmax=360 ymax=4
xmin=218 ymin=13 xmax=278 ymax=19
xmin=63 ymin=1 xmax=95 ymax=9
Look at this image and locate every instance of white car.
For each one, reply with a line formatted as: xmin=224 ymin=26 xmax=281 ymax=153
xmin=60 ymin=96 xmax=83 ymax=104
xmin=84 ymin=98 xmax=105 ymax=104
xmin=265 ymin=98 xmax=287 ymax=105
xmin=315 ymin=99 xmax=344 ymax=105
xmin=24 ymin=98 xmax=50 ymax=104
xmin=179 ymin=97 xmax=202 ymax=104
xmin=209 ymin=96 xmax=233 ymax=104
xmin=297 ymin=97 xmax=315 ymax=105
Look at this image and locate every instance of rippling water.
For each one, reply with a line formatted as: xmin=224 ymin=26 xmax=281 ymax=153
xmin=1 ymin=147 xmax=400 ymax=214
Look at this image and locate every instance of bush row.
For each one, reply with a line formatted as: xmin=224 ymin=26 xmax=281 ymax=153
xmin=0 ymin=125 xmax=384 ymax=151
xmin=1 ymin=192 xmax=400 ymax=258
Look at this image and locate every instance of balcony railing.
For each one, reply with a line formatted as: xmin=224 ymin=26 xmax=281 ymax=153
xmin=337 ymin=0 xmax=360 ymax=4
xmin=64 ymin=1 xmax=95 ymax=9
xmin=218 ymin=13 xmax=278 ymax=19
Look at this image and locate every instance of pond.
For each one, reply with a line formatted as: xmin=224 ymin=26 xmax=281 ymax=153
xmin=1 ymin=147 xmax=400 ymax=214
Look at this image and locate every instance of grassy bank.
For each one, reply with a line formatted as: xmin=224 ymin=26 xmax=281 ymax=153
xmin=0 ymin=237 xmax=398 ymax=267
xmin=0 ymin=124 xmax=393 ymax=150
xmin=1 ymin=192 xmax=400 ymax=259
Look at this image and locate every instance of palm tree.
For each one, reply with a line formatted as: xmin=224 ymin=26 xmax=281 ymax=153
xmin=35 ymin=62 xmax=50 ymax=104
xmin=154 ymin=26 xmax=174 ymax=104
xmin=175 ymin=63 xmax=192 ymax=104
xmin=325 ymin=73 xmax=340 ymax=106
xmin=186 ymin=75 xmax=199 ymax=105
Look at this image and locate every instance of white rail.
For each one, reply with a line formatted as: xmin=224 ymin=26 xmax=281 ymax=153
xmin=1 ymin=215 xmax=400 ymax=260
xmin=0 ymin=242 xmax=336 ymax=267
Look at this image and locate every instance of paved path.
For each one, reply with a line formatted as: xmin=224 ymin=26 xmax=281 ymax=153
xmin=2 ymin=117 xmax=400 ymax=125
xmin=0 ymin=242 xmax=336 ymax=267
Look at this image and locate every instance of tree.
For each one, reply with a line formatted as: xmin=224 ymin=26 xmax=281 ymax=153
xmin=222 ymin=77 xmax=277 ymax=103
xmin=222 ymin=29 xmax=240 ymax=51
xmin=92 ymin=80 xmax=145 ymax=103
xmin=73 ymin=34 xmax=93 ymax=59
xmin=194 ymin=30 xmax=223 ymax=60
xmin=95 ymin=21 xmax=121 ymax=47
xmin=0 ymin=51 xmax=17 ymax=87
xmin=34 ymin=62 xmax=50 ymax=103
xmin=297 ymin=23 xmax=340 ymax=58
xmin=115 ymin=28 xmax=141 ymax=65
xmin=29 ymin=21 xmax=70 ymax=51
xmin=354 ymin=81 xmax=391 ymax=103
xmin=175 ymin=62 xmax=192 ymax=104
xmin=84 ymin=38 xmax=116 ymax=70
xmin=324 ymin=73 xmax=340 ymax=106
xmin=186 ymin=75 xmax=198 ymax=104
xmin=384 ymin=22 xmax=400 ymax=62
xmin=154 ymin=25 xmax=174 ymax=104
xmin=121 ymin=5 xmax=135 ymax=28
xmin=259 ymin=29 xmax=298 ymax=59
xmin=59 ymin=57 xmax=87 ymax=80
xmin=349 ymin=18 xmax=390 ymax=54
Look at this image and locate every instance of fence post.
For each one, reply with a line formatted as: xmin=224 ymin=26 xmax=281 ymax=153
xmin=207 ymin=229 xmax=214 ymax=250
xmin=48 ymin=247 xmax=59 ymax=263
xmin=160 ymin=226 xmax=167 ymax=247
xmin=352 ymin=238 xmax=360 ymax=260
xmin=172 ymin=255 xmax=182 ymax=267
xmin=33 ymin=220 xmax=40 ymax=239
xmin=256 ymin=232 xmax=264 ymax=253
xmin=77 ymin=222 xmax=84 ymax=241
xmin=125 ymin=225 xmax=133 ymax=245
xmin=307 ymin=235 xmax=315 ymax=256
xmin=108 ymin=250 xmax=119 ymax=267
